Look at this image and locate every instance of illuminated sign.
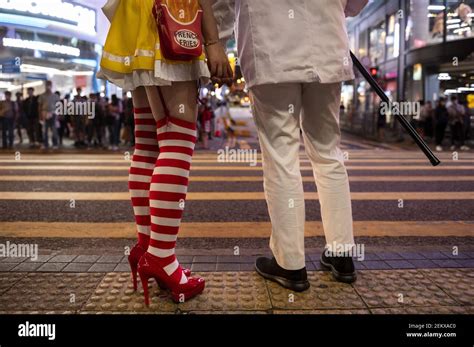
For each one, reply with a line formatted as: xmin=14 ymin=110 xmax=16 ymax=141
xmin=467 ymin=94 xmax=474 ymax=109
xmin=3 ymin=38 xmax=81 ymax=57
xmin=0 ymin=0 xmax=96 ymax=35
xmin=413 ymin=63 xmax=422 ymax=81
xmin=438 ymin=73 xmax=452 ymax=81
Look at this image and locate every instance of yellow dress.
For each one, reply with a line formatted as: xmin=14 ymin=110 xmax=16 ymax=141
xmin=98 ymin=0 xmax=210 ymax=91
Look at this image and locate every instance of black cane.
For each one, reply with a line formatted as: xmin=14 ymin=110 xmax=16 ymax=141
xmin=350 ymin=51 xmax=441 ymax=166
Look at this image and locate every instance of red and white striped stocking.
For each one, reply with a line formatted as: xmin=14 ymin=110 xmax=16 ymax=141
xmin=128 ymin=107 xmax=160 ymax=248
xmin=147 ymin=116 xmax=197 ymax=285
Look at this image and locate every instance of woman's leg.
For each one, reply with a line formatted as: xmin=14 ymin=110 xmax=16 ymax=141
xmin=129 ymin=87 xmax=159 ymax=248
xmin=142 ymin=81 xmax=201 ymax=292
xmin=144 ymin=81 xmax=198 ymax=123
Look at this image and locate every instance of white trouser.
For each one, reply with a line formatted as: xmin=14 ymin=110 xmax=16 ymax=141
xmin=250 ymin=82 xmax=355 ymax=270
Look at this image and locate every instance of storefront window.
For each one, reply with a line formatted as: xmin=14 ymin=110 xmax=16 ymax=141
xmin=446 ymin=0 xmax=474 ymax=41
xmin=386 ymin=14 xmax=400 ymax=59
xmin=405 ymin=0 xmax=445 ymax=48
xmin=358 ymin=30 xmax=368 ymax=58
xmin=404 ymin=65 xmax=424 ymax=102
xmin=369 ymin=21 xmax=386 ymax=65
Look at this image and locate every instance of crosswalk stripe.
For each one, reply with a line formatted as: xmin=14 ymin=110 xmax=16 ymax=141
xmin=0 ymin=191 xmax=472 ymax=200
xmin=1 ymin=159 xmax=473 ymax=163
xmin=1 ymin=152 xmax=473 ymax=157
xmin=0 ymin=221 xmax=471 ymax=238
xmin=0 ymin=175 xmax=473 ymax=182
xmin=0 ymin=165 xmax=472 ymax=171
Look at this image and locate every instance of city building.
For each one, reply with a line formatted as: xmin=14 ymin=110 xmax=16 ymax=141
xmin=342 ymin=0 xmax=473 ymax=139
xmin=0 ymin=0 xmax=109 ymax=96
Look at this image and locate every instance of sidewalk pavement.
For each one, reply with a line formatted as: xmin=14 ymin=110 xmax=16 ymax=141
xmin=1 ymin=251 xmax=473 ymax=314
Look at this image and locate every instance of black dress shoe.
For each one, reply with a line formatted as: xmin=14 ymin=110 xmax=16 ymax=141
xmin=255 ymin=257 xmax=310 ymax=292
xmin=320 ymin=250 xmax=357 ymax=283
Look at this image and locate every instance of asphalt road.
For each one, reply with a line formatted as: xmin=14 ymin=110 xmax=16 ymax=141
xmin=0 ymin=131 xmax=473 ymax=252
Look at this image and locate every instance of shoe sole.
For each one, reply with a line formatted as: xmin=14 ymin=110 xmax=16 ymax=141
xmin=170 ymin=281 xmax=205 ymax=303
xmin=255 ymin=264 xmax=310 ymax=292
xmin=320 ymin=256 xmax=357 ymax=284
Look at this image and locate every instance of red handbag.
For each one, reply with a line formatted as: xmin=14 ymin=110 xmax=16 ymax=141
xmin=152 ymin=0 xmax=203 ymax=61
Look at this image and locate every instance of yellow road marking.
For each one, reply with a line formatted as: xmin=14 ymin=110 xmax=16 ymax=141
xmin=0 ymin=221 xmax=471 ymax=238
xmin=0 ymin=151 xmax=472 ymax=157
xmin=0 ymin=191 xmax=472 ymax=200
xmin=0 ymin=175 xmax=473 ymax=182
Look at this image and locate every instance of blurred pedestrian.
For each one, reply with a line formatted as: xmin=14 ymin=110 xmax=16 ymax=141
xmin=87 ymin=93 xmax=104 ymax=148
xmin=23 ymin=87 xmax=40 ymax=148
xmin=107 ymin=94 xmax=121 ymax=151
xmin=434 ymin=97 xmax=448 ymax=152
xmin=461 ymin=100 xmax=471 ymax=144
xmin=447 ymin=95 xmax=469 ymax=151
xmin=198 ymin=99 xmax=213 ymax=149
xmin=377 ymin=103 xmax=386 ymax=141
xmin=72 ymin=91 xmax=87 ymax=148
xmin=122 ymin=93 xmax=134 ymax=146
xmin=15 ymin=92 xmax=25 ymax=145
xmin=214 ymin=100 xmax=228 ymax=138
xmin=420 ymin=100 xmax=434 ymax=140
xmin=56 ymin=92 xmax=68 ymax=147
xmin=63 ymin=94 xmax=72 ymax=140
xmin=0 ymin=91 xmax=16 ymax=149
xmin=38 ymin=81 xmax=60 ymax=149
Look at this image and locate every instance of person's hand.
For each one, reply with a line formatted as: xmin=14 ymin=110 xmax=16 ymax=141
xmin=205 ymin=42 xmax=233 ymax=86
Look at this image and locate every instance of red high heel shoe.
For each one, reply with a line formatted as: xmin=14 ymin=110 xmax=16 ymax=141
xmin=128 ymin=244 xmax=191 ymax=291
xmin=137 ymin=252 xmax=205 ymax=305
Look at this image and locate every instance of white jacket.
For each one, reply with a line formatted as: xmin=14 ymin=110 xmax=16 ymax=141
xmin=213 ymin=0 xmax=368 ymax=88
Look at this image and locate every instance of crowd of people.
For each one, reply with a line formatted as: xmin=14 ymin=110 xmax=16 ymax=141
xmin=375 ymin=95 xmax=472 ymax=151
xmin=0 ymin=81 xmax=238 ymax=151
xmin=0 ymin=81 xmax=135 ymax=150
xmin=415 ymin=96 xmax=471 ymax=152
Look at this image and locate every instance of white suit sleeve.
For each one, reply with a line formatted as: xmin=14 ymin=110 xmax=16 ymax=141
xmin=212 ymin=0 xmax=236 ymax=43
xmin=345 ymin=0 xmax=369 ymax=17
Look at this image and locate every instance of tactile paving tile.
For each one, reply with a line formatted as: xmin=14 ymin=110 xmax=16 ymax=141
xmin=0 ymin=273 xmax=104 ymax=312
xmin=353 ymin=270 xmax=457 ymax=308
xmin=0 ymin=273 xmax=27 ymax=295
xmin=267 ymin=271 xmax=366 ymax=310
xmin=82 ymin=272 xmax=177 ymax=313
xmin=0 ymin=310 xmax=75 ymax=314
xmin=420 ymin=268 xmax=474 ymax=306
xmin=182 ymin=310 xmax=268 ymax=315
xmin=177 ymin=272 xmax=272 ymax=312
xmin=370 ymin=306 xmax=474 ymax=314
xmin=273 ymin=309 xmax=370 ymax=314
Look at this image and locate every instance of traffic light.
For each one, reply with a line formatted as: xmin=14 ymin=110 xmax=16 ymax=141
xmin=370 ymin=66 xmax=379 ymax=78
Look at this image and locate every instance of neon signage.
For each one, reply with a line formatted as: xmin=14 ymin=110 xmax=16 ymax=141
xmin=0 ymin=0 xmax=97 ymax=34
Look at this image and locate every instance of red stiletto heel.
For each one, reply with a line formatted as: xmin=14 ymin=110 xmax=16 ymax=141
xmin=128 ymin=243 xmax=191 ymax=291
xmin=137 ymin=253 xmax=205 ymax=305
xmin=130 ymin=262 xmax=138 ymax=291
xmin=139 ymin=271 xmax=151 ymax=306
xmin=128 ymin=244 xmax=145 ymax=291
